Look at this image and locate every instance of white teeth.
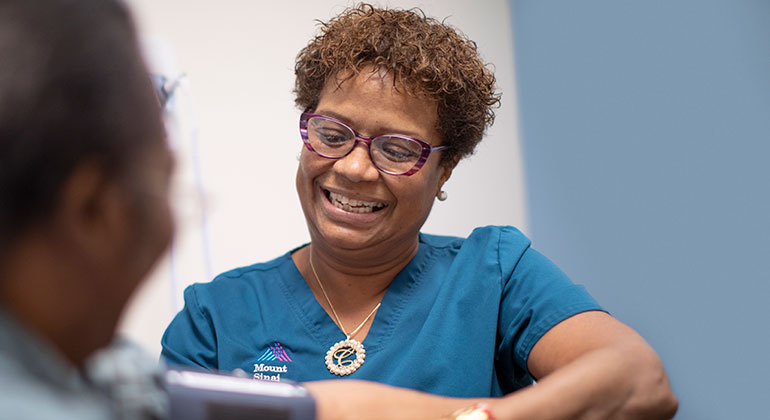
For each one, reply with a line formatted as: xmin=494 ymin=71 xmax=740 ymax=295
xmin=328 ymin=191 xmax=385 ymax=213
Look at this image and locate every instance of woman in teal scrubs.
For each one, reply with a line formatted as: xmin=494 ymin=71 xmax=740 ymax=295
xmin=162 ymin=4 xmax=677 ymax=419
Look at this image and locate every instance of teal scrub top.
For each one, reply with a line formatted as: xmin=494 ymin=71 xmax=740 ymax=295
xmin=161 ymin=226 xmax=603 ymax=397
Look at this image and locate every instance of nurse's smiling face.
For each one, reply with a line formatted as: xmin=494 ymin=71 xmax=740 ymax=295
xmin=296 ymin=68 xmax=453 ymax=255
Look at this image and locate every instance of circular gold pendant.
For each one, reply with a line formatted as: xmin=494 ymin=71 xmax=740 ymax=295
xmin=325 ymin=338 xmax=366 ymax=376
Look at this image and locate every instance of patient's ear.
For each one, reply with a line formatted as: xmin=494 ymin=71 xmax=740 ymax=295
xmin=54 ymin=162 xmax=133 ymax=265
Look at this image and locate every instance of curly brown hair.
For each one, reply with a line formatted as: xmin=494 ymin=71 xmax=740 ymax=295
xmin=294 ymin=3 xmax=501 ymax=166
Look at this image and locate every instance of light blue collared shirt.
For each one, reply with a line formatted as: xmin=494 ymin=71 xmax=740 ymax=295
xmin=0 ymin=308 xmax=165 ymax=419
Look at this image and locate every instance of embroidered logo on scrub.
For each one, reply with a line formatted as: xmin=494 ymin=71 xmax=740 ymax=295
xmin=257 ymin=342 xmax=293 ymax=362
xmin=253 ymin=342 xmax=292 ymax=382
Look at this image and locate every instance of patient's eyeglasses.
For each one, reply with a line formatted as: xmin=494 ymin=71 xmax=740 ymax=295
xmin=150 ymin=73 xmax=185 ymax=110
xmin=299 ymin=113 xmax=446 ymax=176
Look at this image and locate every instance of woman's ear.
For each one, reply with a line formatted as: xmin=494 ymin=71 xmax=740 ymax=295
xmin=438 ymin=156 xmax=460 ymax=190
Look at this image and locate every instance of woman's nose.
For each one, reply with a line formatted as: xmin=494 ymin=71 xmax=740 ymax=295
xmin=333 ymin=141 xmax=380 ymax=182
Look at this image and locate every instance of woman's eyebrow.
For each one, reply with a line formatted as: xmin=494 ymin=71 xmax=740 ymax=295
xmin=314 ymin=109 xmax=426 ymax=139
xmin=313 ymin=109 xmax=349 ymax=123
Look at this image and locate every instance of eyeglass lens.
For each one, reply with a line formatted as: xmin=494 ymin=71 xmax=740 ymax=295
xmin=307 ymin=117 xmax=423 ymax=174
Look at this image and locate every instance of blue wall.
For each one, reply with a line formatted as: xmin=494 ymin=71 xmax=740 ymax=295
xmin=510 ymin=1 xmax=770 ymax=419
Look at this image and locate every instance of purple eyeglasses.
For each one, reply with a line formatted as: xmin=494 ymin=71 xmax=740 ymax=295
xmin=299 ymin=112 xmax=446 ymax=176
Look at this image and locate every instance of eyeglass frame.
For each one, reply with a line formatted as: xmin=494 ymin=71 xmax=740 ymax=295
xmin=299 ymin=112 xmax=447 ymax=176
xmin=150 ymin=73 xmax=185 ymax=110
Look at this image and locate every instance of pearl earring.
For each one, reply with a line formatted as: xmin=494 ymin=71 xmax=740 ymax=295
xmin=437 ymin=190 xmax=448 ymax=201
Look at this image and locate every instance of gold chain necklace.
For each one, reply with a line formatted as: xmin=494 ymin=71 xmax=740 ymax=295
xmin=309 ymin=251 xmax=381 ymax=376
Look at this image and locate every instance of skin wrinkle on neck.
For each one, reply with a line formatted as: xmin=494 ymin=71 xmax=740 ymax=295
xmin=0 ymin=230 xmax=108 ymax=366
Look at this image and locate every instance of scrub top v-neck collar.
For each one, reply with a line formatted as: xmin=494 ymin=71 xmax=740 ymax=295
xmin=278 ymin=237 xmax=434 ymax=354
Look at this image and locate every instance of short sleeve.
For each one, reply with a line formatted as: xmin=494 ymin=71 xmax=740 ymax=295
xmin=160 ymin=285 xmax=218 ymax=370
xmin=495 ymin=227 xmax=604 ymax=392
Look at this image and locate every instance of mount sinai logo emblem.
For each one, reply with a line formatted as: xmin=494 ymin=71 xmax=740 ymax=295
xmin=257 ymin=342 xmax=293 ymax=362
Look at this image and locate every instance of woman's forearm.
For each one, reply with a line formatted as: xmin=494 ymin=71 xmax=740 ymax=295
xmin=306 ymin=343 xmax=675 ymax=420
xmin=304 ymin=379 xmax=473 ymax=420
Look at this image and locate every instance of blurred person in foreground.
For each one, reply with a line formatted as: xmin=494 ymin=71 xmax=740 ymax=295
xmin=0 ymin=0 xmax=173 ymax=417
xmin=161 ymin=3 xmax=678 ymax=419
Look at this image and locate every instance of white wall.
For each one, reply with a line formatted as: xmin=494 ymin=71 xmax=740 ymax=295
xmin=119 ymin=0 xmax=526 ymax=356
